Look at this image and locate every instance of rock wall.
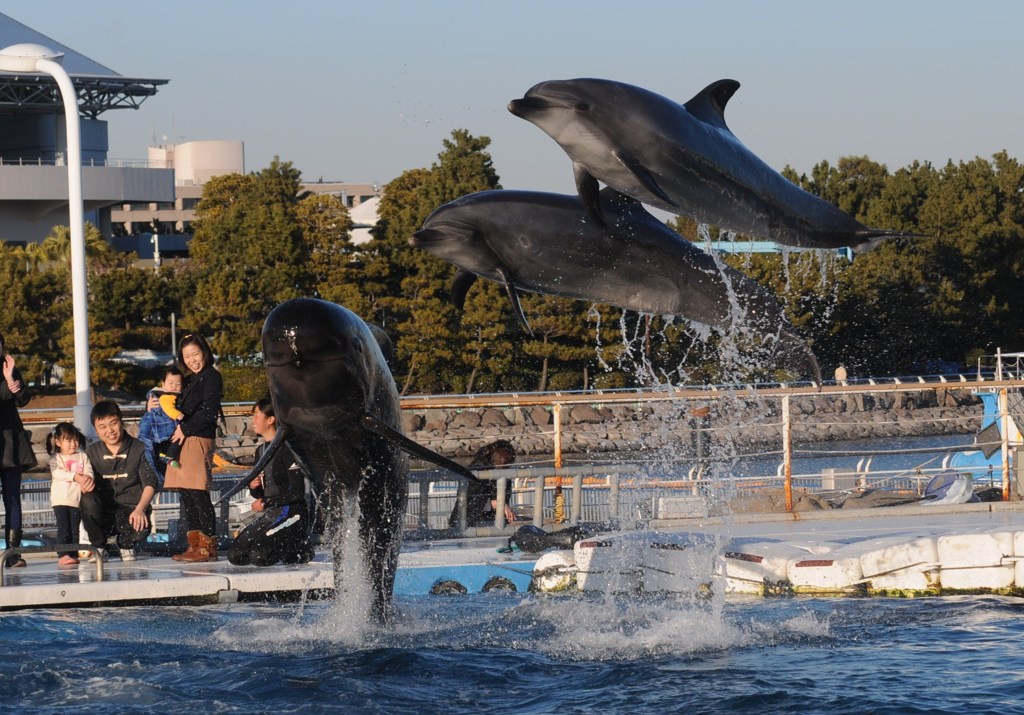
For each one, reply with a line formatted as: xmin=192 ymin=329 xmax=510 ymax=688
xmin=401 ymin=388 xmax=984 ymax=460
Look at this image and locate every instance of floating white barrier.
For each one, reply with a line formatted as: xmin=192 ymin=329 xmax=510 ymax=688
xmin=1013 ymin=532 xmax=1024 ymax=589
xmin=721 ymin=540 xmax=826 ymax=595
xmin=568 ymin=531 xmax=718 ymax=594
xmin=573 ymin=533 xmax=645 ymax=593
xmin=641 ymin=532 xmax=717 ymax=594
xmin=538 ymin=524 xmax=1024 ymax=598
xmin=786 ymin=544 xmax=864 ymax=594
xmin=857 ymin=535 xmax=940 ymax=595
xmin=937 ymin=531 xmax=1015 ymax=591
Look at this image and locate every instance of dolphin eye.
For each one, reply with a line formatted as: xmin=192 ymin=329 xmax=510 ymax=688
xmin=574 ymin=102 xmax=590 ymax=112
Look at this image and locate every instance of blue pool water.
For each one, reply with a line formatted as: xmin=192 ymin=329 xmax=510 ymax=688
xmin=3 ymin=593 xmax=1023 ymax=714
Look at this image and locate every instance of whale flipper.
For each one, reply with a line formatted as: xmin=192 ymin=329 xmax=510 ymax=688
xmin=574 ymin=162 xmax=604 ymax=226
xmin=683 ymin=78 xmax=740 ymax=132
xmin=498 ymin=267 xmax=533 ymax=336
xmin=612 ymin=149 xmax=676 ymax=208
xmin=216 ymin=425 xmax=292 ymax=504
xmin=360 ymin=413 xmax=485 ymax=484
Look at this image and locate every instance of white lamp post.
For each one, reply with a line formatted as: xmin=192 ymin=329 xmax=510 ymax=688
xmin=0 ymin=43 xmax=92 ymax=435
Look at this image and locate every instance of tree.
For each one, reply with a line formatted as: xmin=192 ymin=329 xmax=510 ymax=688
xmin=453 ymin=279 xmax=516 ymax=393
xmin=519 ymin=294 xmax=598 ymax=391
xmin=375 ymin=130 xmax=502 ymax=393
xmin=0 ymin=244 xmax=66 ymax=381
xmin=186 ymin=158 xmax=310 ymax=355
xmin=296 ymin=193 xmax=364 ymax=310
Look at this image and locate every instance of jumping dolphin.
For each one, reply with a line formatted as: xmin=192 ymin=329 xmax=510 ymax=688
xmin=509 ymin=77 xmax=914 ymax=251
xmin=410 ymin=189 xmax=821 ymax=382
xmin=250 ymin=298 xmax=484 ymax=622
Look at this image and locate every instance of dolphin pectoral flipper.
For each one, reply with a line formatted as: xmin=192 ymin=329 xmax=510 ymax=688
xmin=215 ymin=425 xmax=292 ymax=505
xmin=574 ymin=162 xmax=605 ymax=226
xmin=360 ymin=413 xmax=486 ymax=484
xmin=451 ymin=269 xmax=478 ymax=311
xmin=612 ymin=149 xmax=677 ymax=208
xmin=498 ymin=267 xmax=534 ymax=336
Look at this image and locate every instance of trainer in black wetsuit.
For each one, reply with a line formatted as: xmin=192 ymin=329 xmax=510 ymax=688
xmin=228 ymin=399 xmax=313 ymax=566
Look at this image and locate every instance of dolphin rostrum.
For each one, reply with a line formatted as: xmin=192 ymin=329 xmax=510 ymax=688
xmin=509 ymin=77 xmax=915 ymax=251
xmin=410 ymin=189 xmax=821 ymax=382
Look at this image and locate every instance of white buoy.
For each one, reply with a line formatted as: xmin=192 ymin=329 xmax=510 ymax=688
xmin=786 ymin=544 xmax=864 ymax=594
xmin=573 ymin=533 xmax=644 ymax=592
xmin=858 ymin=535 xmax=940 ymax=595
xmin=937 ymin=531 xmax=1015 ymax=591
xmin=641 ymin=532 xmax=717 ymax=594
xmin=720 ymin=541 xmax=825 ymax=595
xmin=532 ymin=550 xmax=577 ymax=592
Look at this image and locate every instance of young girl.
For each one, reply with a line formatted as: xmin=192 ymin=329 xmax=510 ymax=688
xmin=47 ymin=422 xmax=93 ymax=567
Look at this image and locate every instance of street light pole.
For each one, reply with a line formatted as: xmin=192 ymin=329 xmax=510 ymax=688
xmin=0 ymin=43 xmax=92 ymax=435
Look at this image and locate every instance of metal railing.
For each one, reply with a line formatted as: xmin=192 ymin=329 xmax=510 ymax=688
xmin=8 ymin=378 xmax=1021 ymax=540
xmin=0 ymin=156 xmax=162 ymax=169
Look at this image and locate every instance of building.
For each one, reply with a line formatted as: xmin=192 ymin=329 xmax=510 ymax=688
xmin=110 ymin=143 xmax=382 ymax=261
xmin=1 ymin=13 xmax=381 ymax=261
xmin=0 ymin=12 xmax=173 ymax=246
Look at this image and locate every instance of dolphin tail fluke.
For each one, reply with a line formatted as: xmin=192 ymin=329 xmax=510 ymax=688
xmin=851 ymin=229 xmax=931 ymax=255
xmin=498 ymin=267 xmax=534 ymax=336
xmin=778 ymin=332 xmax=822 ymax=385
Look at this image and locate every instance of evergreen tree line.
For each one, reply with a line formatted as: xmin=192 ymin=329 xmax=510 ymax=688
xmin=1 ymin=131 xmax=1022 ymax=398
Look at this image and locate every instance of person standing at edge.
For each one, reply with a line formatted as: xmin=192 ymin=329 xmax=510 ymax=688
xmin=0 ymin=335 xmax=37 ymax=568
xmin=164 ymin=334 xmax=223 ymax=562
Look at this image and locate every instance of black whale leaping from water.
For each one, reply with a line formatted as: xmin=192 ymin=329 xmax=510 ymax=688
xmin=509 ymin=77 xmax=919 ymax=252
xmin=410 ymin=188 xmax=821 ymax=383
xmin=219 ymin=298 xmax=485 ymax=623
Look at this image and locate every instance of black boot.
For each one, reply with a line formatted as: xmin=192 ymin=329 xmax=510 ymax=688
xmin=4 ymin=528 xmax=26 ymax=568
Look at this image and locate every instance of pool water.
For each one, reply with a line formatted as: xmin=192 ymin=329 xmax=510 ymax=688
xmin=3 ymin=591 xmax=1023 ymax=714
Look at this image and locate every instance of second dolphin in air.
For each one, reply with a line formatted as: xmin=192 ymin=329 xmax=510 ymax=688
xmin=509 ymin=77 xmax=915 ymax=252
xmin=410 ymin=188 xmax=821 ymax=382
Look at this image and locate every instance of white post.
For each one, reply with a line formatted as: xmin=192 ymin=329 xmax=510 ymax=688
xmin=782 ymin=395 xmax=793 ymax=510
xmin=36 ymin=57 xmax=91 ymax=436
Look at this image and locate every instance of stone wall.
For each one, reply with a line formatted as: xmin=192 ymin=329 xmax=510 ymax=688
xmin=401 ymin=388 xmax=984 ymax=460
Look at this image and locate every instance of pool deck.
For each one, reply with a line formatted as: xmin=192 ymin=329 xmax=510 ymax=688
xmin=2 ymin=500 xmax=1023 ymax=610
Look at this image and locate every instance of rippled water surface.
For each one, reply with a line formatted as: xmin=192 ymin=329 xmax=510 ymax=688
xmin=3 ymin=592 xmax=1024 ymax=715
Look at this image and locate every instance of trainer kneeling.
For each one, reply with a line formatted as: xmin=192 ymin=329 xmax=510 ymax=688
xmin=229 ymin=398 xmax=313 ymax=567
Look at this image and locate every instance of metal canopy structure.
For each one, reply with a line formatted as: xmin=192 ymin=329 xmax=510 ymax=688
xmin=0 ymin=73 xmax=167 ymax=118
xmin=0 ymin=12 xmax=167 ymax=118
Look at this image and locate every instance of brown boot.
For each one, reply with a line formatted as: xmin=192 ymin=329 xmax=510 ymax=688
xmin=179 ymin=531 xmax=218 ymax=563
xmin=172 ymin=531 xmax=200 ymax=562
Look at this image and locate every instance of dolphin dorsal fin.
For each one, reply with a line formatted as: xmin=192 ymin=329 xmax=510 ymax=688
xmin=684 ymin=79 xmax=740 ymax=132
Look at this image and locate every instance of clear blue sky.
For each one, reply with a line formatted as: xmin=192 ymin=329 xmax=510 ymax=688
xmin=7 ymin=2 xmax=1023 ymax=194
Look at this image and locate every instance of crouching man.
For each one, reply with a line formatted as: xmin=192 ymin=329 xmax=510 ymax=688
xmin=80 ymin=401 xmax=159 ymax=561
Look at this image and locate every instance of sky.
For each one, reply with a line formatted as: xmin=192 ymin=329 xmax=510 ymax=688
xmin=6 ymin=1 xmax=1024 ymax=195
